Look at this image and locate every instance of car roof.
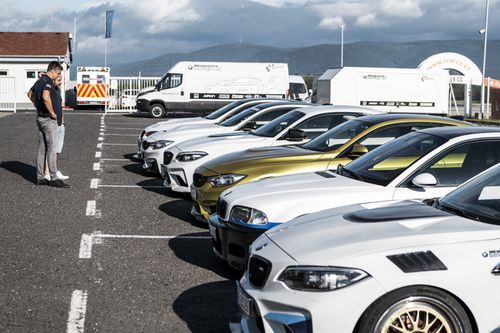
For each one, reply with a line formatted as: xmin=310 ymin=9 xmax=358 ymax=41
xmin=355 ymin=113 xmax=469 ymax=125
xmin=418 ymin=126 xmax=500 ymax=139
xmin=293 ymin=104 xmax=381 ymax=115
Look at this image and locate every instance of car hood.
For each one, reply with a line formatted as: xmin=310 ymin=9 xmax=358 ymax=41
xmin=221 ymin=172 xmax=382 ymax=222
xmin=144 ymin=117 xmax=211 ymax=132
xmin=267 ymin=200 xmax=500 ymax=264
xmin=203 ymin=145 xmax=323 ymax=173
xmin=174 ymin=132 xmax=271 ymax=153
xmin=145 ymin=123 xmax=232 ymax=142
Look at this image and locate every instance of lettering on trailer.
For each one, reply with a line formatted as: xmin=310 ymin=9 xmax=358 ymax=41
xmin=78 ymin=84 xmax=109 ymax=98
xmin=360 ymin=101 xmax=435 ymax=107
xmin=190 ymin=93 xmax=285 ymax=100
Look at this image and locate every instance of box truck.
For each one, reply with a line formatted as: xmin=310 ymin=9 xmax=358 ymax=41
xmin=136 ymin=61 xmax=289 ymax=118
xmin=317 ymin=67 xmax=450 ymax=115
xmin=76 ymin=66 xmax=110 ymax=108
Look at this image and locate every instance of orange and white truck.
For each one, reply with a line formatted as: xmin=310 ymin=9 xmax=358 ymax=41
xmin=76 ymin=66 xmax=110 ymax=107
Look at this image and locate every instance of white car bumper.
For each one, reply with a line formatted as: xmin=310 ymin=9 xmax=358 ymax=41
xmin=239 ymin=237 xmax=386 ymax=333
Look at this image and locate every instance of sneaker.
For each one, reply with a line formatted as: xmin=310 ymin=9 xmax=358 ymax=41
xmin=56 ymin=171 xmax=69 ymax=180
xmin=44 ymin=175 xmax=50 ymax=181
xmin=49 ymin=179 xmax=70 ymax=188
xmin=35 ymin=178 xmax=49 ymax=186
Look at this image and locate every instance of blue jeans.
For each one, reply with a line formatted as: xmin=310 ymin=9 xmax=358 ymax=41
xmin=36 ymin=116 xmax=58 ymax=181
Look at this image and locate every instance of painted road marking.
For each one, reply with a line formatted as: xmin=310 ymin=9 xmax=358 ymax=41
xmin=97 ymin=184 xmax=164 ymax=189
xmin=101 ymin=143 xmax=136 ymax=146
xmin=85 ymin=200 xmax=96 ymax=216
xmin=103 ymin=133 xmax=137 ymax=137
xmin=96 ymin=143 xmax=103 ymax=149
xmin=106 ymin=127 xmax=144 ymax=130
xmin=100 ymin=158 xmax=130 ymax=161
xmin=95 ymin=151 xmax=102 ymax=158
xmin=66 ymin=290 xmax=88 ymax=333
xmin=78 ymin=232 xmax=211 ymax=259
xmin=93 ymin=163 xmax=100 ymax=171
xmin=98 ymin=136 xmax=104 ymax=141
xmin=90 ymin=178 xmax=100 ymax=189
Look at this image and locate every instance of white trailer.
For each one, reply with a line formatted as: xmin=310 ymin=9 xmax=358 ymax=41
xmin=136 ymin=61 xmax=289 ymax=118
xmin=317 ymin=67 xmax=450 ymax=115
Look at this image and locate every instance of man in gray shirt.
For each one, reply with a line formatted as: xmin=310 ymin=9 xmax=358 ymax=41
xmin=28 ymin=61 xmax=70 ymax=188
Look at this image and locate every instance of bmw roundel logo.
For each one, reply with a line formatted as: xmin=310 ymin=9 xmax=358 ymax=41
xmin=482 ymin=252 xmax=489 ymax=258
xmin=188 ymin=65 xmax=193 ymax=70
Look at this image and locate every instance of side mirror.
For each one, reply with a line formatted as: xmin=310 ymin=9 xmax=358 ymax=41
xmin=347 ymin=144 xmax=368 ymax=159
xmin=286 ymin=128 xmax=307 ymax=141
xmin=412 ymin=173 xmax=437 ymax=188
xmin=241 ymin=120 xmax=258 ymax=131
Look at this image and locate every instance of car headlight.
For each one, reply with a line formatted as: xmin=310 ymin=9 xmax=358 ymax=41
xmin=150 ymin=140 xmax=172 ymax=150
xmin=229 ymin=206 xmax=268 ymax=225
xmin=176 ymin=151 xmax=208 ymax=162
xmin=278 ymin=266 xmax=369 ymax=292
xmin=208 ymin=174 xmax=246 ymax=187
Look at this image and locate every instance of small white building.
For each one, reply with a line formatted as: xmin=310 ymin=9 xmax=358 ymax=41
xmin=0 ymin=32 xmax=72 ymax=109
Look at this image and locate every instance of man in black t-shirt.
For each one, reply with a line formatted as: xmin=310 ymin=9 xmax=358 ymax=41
xmin=28 ymin=61 xmax=70 ymax=188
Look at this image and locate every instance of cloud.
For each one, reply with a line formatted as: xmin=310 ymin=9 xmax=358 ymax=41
xmin=381 ymin=0 xmax=424 ymax=18
xmin=319 ymin=16 xmax=345 ymax=30
xmin=355 ymin=13 xmax=379 ymax=27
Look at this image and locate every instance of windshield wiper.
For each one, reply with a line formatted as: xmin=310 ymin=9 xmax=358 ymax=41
xmin=336 ymin=164 xmax=364 ymax=181
xmin=438 ymin=202 xmax=481 ymax=221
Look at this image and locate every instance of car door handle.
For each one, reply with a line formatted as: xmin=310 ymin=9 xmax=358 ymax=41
xmin=491 ymin=263 xmax=500 ymax=275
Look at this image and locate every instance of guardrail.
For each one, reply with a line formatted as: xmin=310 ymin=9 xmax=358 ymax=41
xmin=105 ymin=76 xmax=160 ymax=113
xmin=0 ymin=77 xmax=16 ymax=113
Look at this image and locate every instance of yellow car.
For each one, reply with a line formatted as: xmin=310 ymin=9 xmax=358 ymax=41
xmin=191 ymin=114 xmax=469 ymax=221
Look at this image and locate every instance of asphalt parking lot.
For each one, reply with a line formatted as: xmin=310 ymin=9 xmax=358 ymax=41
xmin=0 ymin=111 xmax=240 ymax=333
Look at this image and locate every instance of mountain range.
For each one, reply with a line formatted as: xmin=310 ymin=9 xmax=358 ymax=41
xmin=109 ymin=40 xmax=500 ymax=79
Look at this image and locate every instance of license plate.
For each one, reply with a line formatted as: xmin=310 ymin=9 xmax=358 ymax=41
xmin=190 ymin=186 xmax=198 ymax=200
xmin=208 ymin=222 xmax=217 ymax=240
xmin=237 ymin=284 xmax=251 ymax=317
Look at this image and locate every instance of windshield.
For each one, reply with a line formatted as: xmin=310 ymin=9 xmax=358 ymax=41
xmin=303 ymin=119 xmax=371 ymax=152
xmin=342 ymin=132 xmax=447 ymax=186
xmin=155 ymin=73 xmax=168 ymax=90
xmin=252 ymin=110 xmax=305 ymax=138
xmin=219 ymin=106 xmax=263 ymax=127
xmin=290 ymin=83 xmax=307 ymax=94
xmin=439 ymin=163 xmax=500 ymax=225
xmin=206 ymin=100 xmax=247 ymax=120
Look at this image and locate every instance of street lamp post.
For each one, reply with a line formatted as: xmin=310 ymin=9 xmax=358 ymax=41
xmin=480 ymin=0 xmax=490 ymax=119
xmin=340 ymin=24 xmax=344 ymax=67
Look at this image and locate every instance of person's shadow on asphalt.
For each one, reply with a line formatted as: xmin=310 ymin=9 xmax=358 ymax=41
xmin=0 ymin=161 xmax=36 ymax=183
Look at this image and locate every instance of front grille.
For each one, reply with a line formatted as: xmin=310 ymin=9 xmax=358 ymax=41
xmin=216 ymin=199 xmax=228 ymax=219
xmin=142 ymin=141 xmax=150 ymax=150
xmin=193 ymin=173 xmax=208 ymax=188
xmin=248 ymin=256 xmax=271 ymax=288
xmin=163 ymin=151 xmax=173 ymax=165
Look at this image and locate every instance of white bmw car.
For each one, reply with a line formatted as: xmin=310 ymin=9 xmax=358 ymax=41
xmin=237 ymin=162 xmax=500 ymax=333
xmin=141 ymin=101 xmax=308 ymax=174
xmin=211 ymin=127 xmax=500 ymax=269
xmin=164 ymin=105 xmax=381 ymax=193
xmin=135 ymin=98 xmax=286 ymax=159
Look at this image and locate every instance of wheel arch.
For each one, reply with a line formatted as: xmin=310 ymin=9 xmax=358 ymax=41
xmin=352 ymin=284 xmax=479 ymax=333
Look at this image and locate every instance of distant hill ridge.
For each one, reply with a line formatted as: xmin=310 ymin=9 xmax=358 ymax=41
xmin=110 ymin=40 xmax=500 ymax=78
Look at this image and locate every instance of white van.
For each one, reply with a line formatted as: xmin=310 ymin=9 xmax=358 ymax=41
xmin=136 ymin=61 xmax=289 ymax=118
xmin=288 ymin=75 xmax=309 ymax=101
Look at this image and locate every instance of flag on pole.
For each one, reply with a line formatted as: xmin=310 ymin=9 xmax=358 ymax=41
xmin=105 ymin=10 xmax=114 ymax=39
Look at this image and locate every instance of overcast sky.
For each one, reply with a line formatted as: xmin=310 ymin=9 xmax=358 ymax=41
xmin=3 ymin=0 xmax=499 ymax=66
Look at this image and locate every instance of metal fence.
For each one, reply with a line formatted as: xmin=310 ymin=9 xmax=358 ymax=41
xmin=105 ymin=76 xmax=160 ymax=113
xmin=0 ymin=77 xmax=16 ymax=112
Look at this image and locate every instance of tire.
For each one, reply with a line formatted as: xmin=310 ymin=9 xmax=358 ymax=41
xmin=149 ymin=104 xmax=166 ymax=118
xmin=356 ymin=286 xmax=473 ymax=333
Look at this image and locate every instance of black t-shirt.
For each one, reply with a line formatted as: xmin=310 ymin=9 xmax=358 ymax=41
xmin=31 ymin=75 xmax=56 ymax=118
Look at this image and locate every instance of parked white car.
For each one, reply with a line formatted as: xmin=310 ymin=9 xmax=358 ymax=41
xmin=238 ymin=162 xmax=500 ymax=333
xmin=141 ymin=102 xmax=309 ymax=173
xmin=211 ymin=127 xmax=500 ymax=269
xmin=164 ymin=105 xmax=382 ymax=193
xmin=136 ymin=98 xmax=288 ymax=159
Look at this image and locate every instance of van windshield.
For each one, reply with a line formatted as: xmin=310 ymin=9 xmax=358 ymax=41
xmin=219 ymin=106 xmax=263 ymax=127
xmin=252 ymin=110 xmax=305 ymax=138
xmin=155 ymin=73 xmax=182 ymax=90
xmin=290 ymin=83 xmax=307 ymax=94
xmin=206 ymin=100 xmax=247 ymax=120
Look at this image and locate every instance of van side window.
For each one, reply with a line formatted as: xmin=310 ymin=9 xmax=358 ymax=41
xmin=97 ymin=75 xmax=105 ymax=84
xmin=82 ymin=75 xmax=90 ymax=84
xmin=161 ymin=74 xmax=182 ymax=90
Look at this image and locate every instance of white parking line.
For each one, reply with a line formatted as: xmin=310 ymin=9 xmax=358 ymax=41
xmin=85 ymin=200 xmax=96 ymax=216
xmin=93 ymin=162 xmax=100 ymax=171
xmin=96 ymin=143 xmax=103 ymax=149
xmin=106 ymin=127 xmax=143 ymax=130
xmin=78 ymin=232 xmax=211 ymax=259
xmin=66 ymin=290 xmax=88 ymax=333
xmin=100 ymin=158 xmax=130 ymax=161
xmin=103 ymin=133 xmax=137 ymax=137
xmin=101 ymin=143 xmax=136 ymax=146
xmin=90 ymin=178 xmax=100 ymax=189
xmin=98 ymin=136 xmax=104 ymax=141
xmin=95 ymin=151 xmax=102 ymax=158
xmin=97 ymin=184 xmax=164 ymax=189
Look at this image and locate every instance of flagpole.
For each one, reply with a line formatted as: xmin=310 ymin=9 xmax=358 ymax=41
xmin=104 ymin=12 xmax=107 ymax=114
